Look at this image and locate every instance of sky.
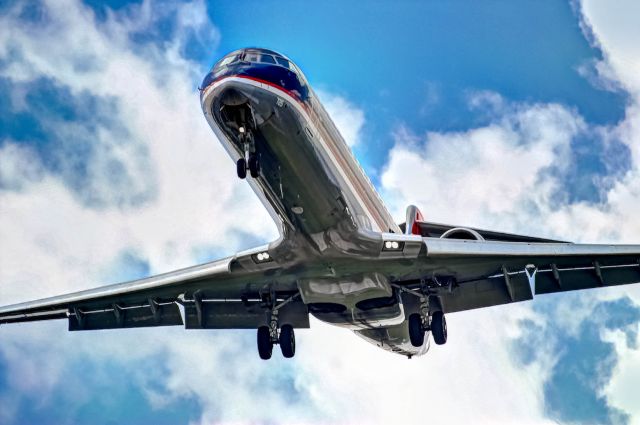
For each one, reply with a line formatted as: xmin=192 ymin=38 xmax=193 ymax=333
xmin=1 ymin=0 xmax=640 ymax=424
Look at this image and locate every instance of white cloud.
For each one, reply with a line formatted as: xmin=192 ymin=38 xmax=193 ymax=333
xmin=0 ymin=1 xmax=420 ymax=424
xmin=315 ymin=89 xmax=365 ymax=147
xmin=579 ymin=0 xmax=640 ymax=96
xmin=2 ymin=0 xmax=640 ymax=424
xmin=569 ymin=0 xmax=640 ymax=417
xmin=381 ymin=99 xmax=581 ymax=236
xmin=603 ymin=326 xmax=640 ymax=424
xmin=379 ymin=0 xmax=640 ymax=421
xmin=0 ymin=0 xmax=293 ymax=422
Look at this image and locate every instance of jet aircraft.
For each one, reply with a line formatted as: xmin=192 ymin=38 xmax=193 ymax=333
xmin=3 ymin=48 xmax=640 ymax=360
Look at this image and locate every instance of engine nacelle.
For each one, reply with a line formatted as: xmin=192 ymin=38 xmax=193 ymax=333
xmin=440 ymin=227 xmax=485 ymax=241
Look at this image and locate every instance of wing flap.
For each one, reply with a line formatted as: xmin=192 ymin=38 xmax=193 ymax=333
xmin=68 ymin=301 xmax=183 ymax=331
xmin=183 ymin=300 xmax=309 ymax=329
xmin=533 ymin=261 xmax=640 ymax=295
xmin=437 ymin=272 xmax=533 ymax=314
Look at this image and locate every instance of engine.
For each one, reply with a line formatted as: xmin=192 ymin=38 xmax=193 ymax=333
xmin=440 ymin=227 xmax=485 ymax=241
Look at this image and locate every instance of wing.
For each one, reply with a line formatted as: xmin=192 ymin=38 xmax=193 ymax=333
xmin=0 ymin=247 xmax=309 ymax=331
xmin=398 ymin=237 xmax=640 ymax=314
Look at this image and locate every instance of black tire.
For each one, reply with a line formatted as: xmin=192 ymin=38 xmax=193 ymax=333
xmin=236 ymin=158 xmax=247 ymax=179
xmin=431 ymin=311 xmax=447 ymax=345
xmin=257 ymin=326 xmax=273 ymax=360
xmin=408 ymin=313 xmax=425 ymax=347
xmin=248 ymin=154 xmax=260 ymax=178
xmin=279 ymin=324 xmax=295 ymax=358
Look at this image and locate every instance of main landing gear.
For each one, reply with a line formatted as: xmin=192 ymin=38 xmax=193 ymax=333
xmin=236 ymin=126 xmax=260 ymax=179
xmin=408 ymin=310 xmax=447 ymax=346
xmin=257 ymin=323 xmax=295 ymax=360
xmin=396 ymin=283 xmax=448 ymax=347
xmin=256 ymin=291 xmax=298 ymax=360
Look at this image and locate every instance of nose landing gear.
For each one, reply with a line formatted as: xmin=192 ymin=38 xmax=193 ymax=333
xmin=236 ymin=126 xmax=260 ymax=180
xmin=248 ymin=153 xmax=260 ymax=178
xmin=237 ymin=157 xmax=247 ymax=179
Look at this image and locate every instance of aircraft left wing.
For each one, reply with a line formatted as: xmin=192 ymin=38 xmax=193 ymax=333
xmin=0 ymin=249 xmax=309 ymax=331
xmin=396 ymin=237 xmax=640 ymax=314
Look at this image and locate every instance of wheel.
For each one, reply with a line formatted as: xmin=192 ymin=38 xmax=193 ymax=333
xmin=431 ymin=311 xmax=447 ymax=345
xmin=279 ymin=324 xmax=295 ymax=358
xmin=257 ymin=326 xmax=273 ymax=360
xmin=408 ymin=313 xmax=425 ymax=347
xmin=248 ymin=153 xmax=260 ymax=178
xmin=236 ymin=158 xmax=247 ymax=179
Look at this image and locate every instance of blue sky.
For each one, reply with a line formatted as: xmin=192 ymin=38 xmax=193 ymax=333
xmin=1 ymin=1 xmax=640 ymax=424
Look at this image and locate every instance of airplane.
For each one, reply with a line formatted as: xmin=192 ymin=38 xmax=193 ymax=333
xmin=2 ymin=47 xmax=640 ymax=360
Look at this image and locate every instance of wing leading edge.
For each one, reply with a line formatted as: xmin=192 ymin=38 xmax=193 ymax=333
xmin=0 ymin=258 xmax=231 ymax=327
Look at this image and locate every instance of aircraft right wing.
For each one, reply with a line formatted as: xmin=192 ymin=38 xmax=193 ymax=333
xmin=404 ymin=237 xmax=640 ymax=314
xmin=0 ymin=246 xmax=309 ymax=331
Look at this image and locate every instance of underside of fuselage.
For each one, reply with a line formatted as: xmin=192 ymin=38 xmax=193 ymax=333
xmin=200 ymin=49 xmax=428 ymax=357
xmin=212 ymin=81 xmax=356 ymax=240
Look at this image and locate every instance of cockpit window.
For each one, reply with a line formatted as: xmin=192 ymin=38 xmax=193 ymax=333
xmin=215 ymin=50 xmax=302 ymax=79
xmin=217 ymin=54 xmax=239 ymax=68
xmin=244 ymin=52 xmax=260 ymax=63
xmin=259 ymin=54 xmax=276 ymax=64
xmin=275 ymin=57 xmax=291 ymax=69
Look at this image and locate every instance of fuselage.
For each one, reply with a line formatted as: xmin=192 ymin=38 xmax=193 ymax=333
xmin=200 ymin=48 xmax=426 ymax=357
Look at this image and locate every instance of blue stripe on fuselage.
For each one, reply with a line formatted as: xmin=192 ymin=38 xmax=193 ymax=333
xmin=200 ymin=62 xmax=310 ymax=104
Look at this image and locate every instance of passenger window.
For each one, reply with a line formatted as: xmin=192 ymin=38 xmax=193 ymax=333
xmin=260 ymin=54 xmax=276 ymax=64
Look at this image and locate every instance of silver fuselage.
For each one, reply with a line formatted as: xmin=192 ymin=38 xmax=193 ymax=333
xmin=200 ymin=48 xmax=427 ymax=356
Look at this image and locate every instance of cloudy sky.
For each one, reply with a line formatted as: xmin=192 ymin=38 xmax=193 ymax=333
xmin=1 ymin=0 xmax=640 ymax=424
